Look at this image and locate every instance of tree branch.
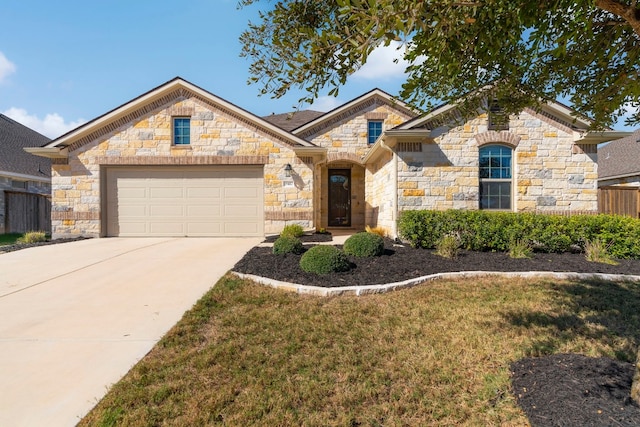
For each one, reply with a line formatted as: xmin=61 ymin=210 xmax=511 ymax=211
xmin=596 ymin=0 xmax=640 ymax=35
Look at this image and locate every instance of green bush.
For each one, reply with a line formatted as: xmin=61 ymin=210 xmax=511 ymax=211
xmin=280 ymin=224 xmax=304 ymax=238
xmin=343 ymin=232 xmax=385 ymax=257
xmin=299 ymin=245 xmax=351 ymax=274
xmin=273 ymin=236 xmax=304 ymax=255
xmin=398 ymin=210 xmax=640 ymax=259
xmin=17 ymin=231 xmax=47 ymax=244
xmin=435 ymin=233 xmax=460 ymax=259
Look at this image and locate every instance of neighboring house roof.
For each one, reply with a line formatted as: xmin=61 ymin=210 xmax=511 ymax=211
xmin=29 ymin=77 xmax=322 ymax=159
xmin=292 ymin=89 xmax=419 ymax=139
xmin=262 ymin=110 xmax=325 ymax=132
xmin=0 ymin=114 xmax=51 ymax=179
xmin=598 ymin=129 xmax=640 ymax=181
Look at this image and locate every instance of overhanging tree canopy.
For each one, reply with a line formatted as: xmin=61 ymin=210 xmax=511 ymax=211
xmin=239 ymin=0 xmax=640 ymax=129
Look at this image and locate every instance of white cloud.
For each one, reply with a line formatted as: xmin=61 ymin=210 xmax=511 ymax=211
xmin=351 ymin=41 xmax=412 ymax=81
xmin=310 ymin=95 xmax=343 ymax=112
xmin=0 ymin=51 xmax=16 ymax=83
xmin=2 ymin=107 xmax=85 ymax=138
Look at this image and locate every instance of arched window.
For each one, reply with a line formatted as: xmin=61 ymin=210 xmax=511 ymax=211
xmin=479 ymin=145 xmax=512 ymax=210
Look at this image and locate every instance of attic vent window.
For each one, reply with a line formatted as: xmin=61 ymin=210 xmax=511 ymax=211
xmin=398 ymin=142 xmax=422 ymax=152
xmin=488 ymin=102 xmax=509 ymax=131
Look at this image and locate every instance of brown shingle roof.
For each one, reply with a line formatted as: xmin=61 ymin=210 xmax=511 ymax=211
xmin=262 ymin=110 xmax=325 ymax=132
xmin=598 ymin=129 xmax=640 ymax=180
xmin=0 ymin=114 xmax=51 ymax=178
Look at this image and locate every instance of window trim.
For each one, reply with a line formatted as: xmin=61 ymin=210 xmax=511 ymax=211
xmin=367 ymin=120 xmax=383 ymax=145
xmin=479 ymin=144 xmax=513 ymax=210
xmin=172 ymin=116 xmax=191 ymax=146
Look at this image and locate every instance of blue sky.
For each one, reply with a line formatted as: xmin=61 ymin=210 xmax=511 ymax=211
xmin=0 ymin=0 xmax=633 ymax=139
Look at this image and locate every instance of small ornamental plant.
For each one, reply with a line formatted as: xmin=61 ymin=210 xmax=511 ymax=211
xmin=273 ymin=236 xmax=304 ymax=255
xmin=365 ymin=225 xmax=387 ymax=237
xmin=509 ymin=239 xmax=533 ymax=259
xmin=17 ymin=231 xmax=47 ymax=244
xmin=343 ymin=232 xmax=385 ymax=257
xmin=435 ymin=232 xmax=460 ymax=259
xmin=584 ymin=238 xmax=618 ymax=265
xmin=280 ymin=224 xmax=304 ymax=238
xmin=299 ymin=245 xmax=351 ymax=274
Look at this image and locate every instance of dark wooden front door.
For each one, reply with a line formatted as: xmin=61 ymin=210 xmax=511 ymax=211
xmin=328 ymin=169 xmax=351 ymax=226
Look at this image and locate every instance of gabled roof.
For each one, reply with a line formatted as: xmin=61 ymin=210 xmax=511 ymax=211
xmin=292 ymin=89 xmax=419 ymax=139
xmin=393 ymin=98 xmax=629 ymax=145
xmin=0 ymin=114 xmax=51 ymax=179
xmin=599 ymin=129 xmax=640 ymax=180
xmin=262 ymin=110 xmax=325 ymax=132
xmin=30 ymin=77 xmax=317 ymax=159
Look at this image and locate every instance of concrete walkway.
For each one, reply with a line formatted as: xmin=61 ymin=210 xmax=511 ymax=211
xmin=0 ymin=237 xmax=259 ymax=426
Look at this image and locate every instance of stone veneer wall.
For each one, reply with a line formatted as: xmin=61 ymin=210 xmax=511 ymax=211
xmin=365 ymin=150 xmax=395 ymax=234
xmin=51 ymin=96 xmax=313 ymax=237
xmin=396 ymin=110 xmax=598 ymax=215
xmin=309 ymin=103 xmax=412 ymax=231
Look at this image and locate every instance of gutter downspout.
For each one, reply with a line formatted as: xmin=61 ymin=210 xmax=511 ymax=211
xmin=379 ymin=136 xmax=398 ymax=239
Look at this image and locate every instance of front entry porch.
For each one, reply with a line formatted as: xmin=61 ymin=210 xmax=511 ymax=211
xmin=316 ymin=161 xmax=365 ymax=231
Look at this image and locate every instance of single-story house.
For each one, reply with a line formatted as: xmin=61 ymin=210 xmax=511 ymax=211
xmin=598 ymin=129 xmax=640 ymax=187
xmin=27 ymin=77 xmax=629 ymax=239
xmin=1 ymin=114 xmax=51 ymax=234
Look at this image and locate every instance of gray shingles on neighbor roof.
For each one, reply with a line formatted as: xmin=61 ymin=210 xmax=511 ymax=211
xmin=0 ymin=114 xmax=51 ymax=178
xmin=598 ymin=128 xmax=640 ymax=180
xmin=262 ymin=110 xmax=325 ymax=132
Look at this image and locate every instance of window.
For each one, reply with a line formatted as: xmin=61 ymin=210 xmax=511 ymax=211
xmin=479 ymin=145 xmax=512 ymax=210
xmin=367 ymin=120 xmax=383 ymax=144
xmin=173 ymin=117 xmax=190 ymax=145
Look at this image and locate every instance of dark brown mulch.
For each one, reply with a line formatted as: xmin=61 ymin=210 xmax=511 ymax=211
xmin=512 ymin=354 xmax=640 ymax=426
xmin=232 ymin=239 xmax=640 ymax=288
xmin=0 ymin=237 xmax=90 ymax=254
xmin=233 ymin=238 xmax=640 ymax=426
xmin=262 ymin=233 xmax=334 ymax=243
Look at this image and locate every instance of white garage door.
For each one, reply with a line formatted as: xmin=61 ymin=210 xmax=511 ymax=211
xmin=105 ymin=166 xmax=264 ymax=237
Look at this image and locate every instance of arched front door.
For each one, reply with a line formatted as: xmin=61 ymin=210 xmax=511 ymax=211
xmin=328 ymin=169 xmax=351 ymax=226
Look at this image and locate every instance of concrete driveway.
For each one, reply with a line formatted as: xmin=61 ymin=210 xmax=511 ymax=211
xmin=0 ymin=237 xmax=260 ymax=426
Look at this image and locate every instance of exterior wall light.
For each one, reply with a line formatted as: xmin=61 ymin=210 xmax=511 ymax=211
xmin=284 ymin=163 xmax=293 ymax=177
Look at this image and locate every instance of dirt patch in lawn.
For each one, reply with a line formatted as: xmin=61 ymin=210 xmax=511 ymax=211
xmin=233 ymin=237 xmax=640 ymax=426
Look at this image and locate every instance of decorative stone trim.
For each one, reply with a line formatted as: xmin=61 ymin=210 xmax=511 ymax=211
xmin=232 ymin=270 xmax=640 ymax=297
xmin=52 ymin=211 xmax=100 ymax=220
xmin=168 ymin=106 xmax=194 ymax=116
xmin=265 ymin=211 xmax=313 ymax=221
xmin=475 ymin=130 xmax=521 ymax=148
xmin=365 ymin=112 xmax=388 ymax=120
xmin=327 ymin=152 xmax=364 ymax=165
xmin=523 ymin=107 xmax=576 ymax=134
xmin=95 ymin=155 xmax=268 ymax=165
xmin=67 ymin=90 xmax=186 ymax=152
xmin=298 ymin=95 xmax=414 ymax=139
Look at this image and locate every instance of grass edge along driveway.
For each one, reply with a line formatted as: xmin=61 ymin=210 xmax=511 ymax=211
xmin=80 ymin=274 xmax=640 ymax=426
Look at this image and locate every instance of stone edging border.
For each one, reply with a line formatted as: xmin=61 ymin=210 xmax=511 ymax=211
xmin=231 ymin=271 xmax=640 ymax=296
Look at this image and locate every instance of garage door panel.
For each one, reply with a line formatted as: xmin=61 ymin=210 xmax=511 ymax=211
xmin=106 ymin=166 xmax=263 ymax=237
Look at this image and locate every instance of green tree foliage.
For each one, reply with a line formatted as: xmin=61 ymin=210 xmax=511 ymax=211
xmin=240 ymin=0 xmax=640 ymax=128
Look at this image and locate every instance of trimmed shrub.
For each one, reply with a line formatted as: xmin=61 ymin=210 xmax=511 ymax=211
xmin=434 ymin=232 xmax=460 ymax=259
xmin=17 ymin=231 xmax=47 ymax=244
xmin=299 ymin=245 xmax=351 ymax=274
xmin=398 ymin=209 xmax=640 ymax=258
xmin=343 ymin=232 xmax=385 ymax=257
xmin=273 ymin=236 xmax=304 ymax=255
xmin=281 ymin=224 xmax=304 ymax=238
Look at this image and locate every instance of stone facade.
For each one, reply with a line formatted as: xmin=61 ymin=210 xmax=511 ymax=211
xmin=36 ymin=79 xmax=608 ymax=239
xmin=51 ymin=95 xmax=313 ymax=237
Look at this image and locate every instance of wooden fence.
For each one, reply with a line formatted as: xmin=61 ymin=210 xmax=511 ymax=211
xmin=4 ymin=191 xmax=51 ymax=233
xmin=598 ymin=186 xmax=640 ymax=218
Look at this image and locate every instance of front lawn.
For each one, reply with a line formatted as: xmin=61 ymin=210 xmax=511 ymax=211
xmin=80 ymin=274 xmax=640 ymax=426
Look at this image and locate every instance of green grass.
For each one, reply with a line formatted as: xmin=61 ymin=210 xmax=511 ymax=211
xmin=0 ymin=233 xmax=23 ymax=246
xmin=80 ymin=274 xmax=640 ymax=426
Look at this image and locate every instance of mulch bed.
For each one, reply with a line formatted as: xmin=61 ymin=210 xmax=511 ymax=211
xmin=0 ymin=237 xmax=89 ymax=254
xmin=233 ymin=237 xmax=640 ymax=426
xmin=512 ymin=354 xmax=640 ymax=426
xmin=234 ymin=239 xmax=640 ymax=288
